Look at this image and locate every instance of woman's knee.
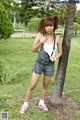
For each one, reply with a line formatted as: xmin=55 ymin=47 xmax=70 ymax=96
xmin=29 ymin=84 xmax=36 ymax=91
xmin=43 ymin=83 xmax=48 ymax=89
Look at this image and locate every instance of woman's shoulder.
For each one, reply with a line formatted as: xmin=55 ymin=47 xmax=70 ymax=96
xmin=55 ymin=35 xmax=62 ymax=44
xmin=36 ymin=32 xmax=42 ymax=38
xmin=35 ymin=32 xmax=43 ymax=42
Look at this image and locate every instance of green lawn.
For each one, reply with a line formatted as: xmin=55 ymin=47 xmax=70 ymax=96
xmin=0 ymin=36 xmax=80 ymax=120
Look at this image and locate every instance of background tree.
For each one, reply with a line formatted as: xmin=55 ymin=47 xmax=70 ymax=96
xmin=1 ymin=0 xmax=20 ymax=28
xmin=0 ymin=0 xmax=14 ymax=11
xmin=48 ymin=3 xmax=67 ymax=24
xmin=75 ymin=10 xmax=80 ymax=24
xmin=1 ymin=0 xmax=14 ymax=20
xmin=49 ymin=1 xmax=76 ymax=105
xmin=19 ymin=0 xmax=67 ymax=25
xmin=19 ymin=0 xmax=38 ymax=24
xmin=73 ymin=10 xmax=80 ymax=36
xmin=0 ymin=3 xmax=14 ymax=38
xmin=73 ymin=22 xmax=80 ymax=36
xmin=27 ymin=17 xmax=40 ymax=32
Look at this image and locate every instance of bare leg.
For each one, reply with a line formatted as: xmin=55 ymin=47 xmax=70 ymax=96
xmin=40 ymin=75 xmax=52 ymax=100
xmin=24 ymin=72 xmax=41 ymax=102
xmin=38 ymin=75 xmax=52 ymax=112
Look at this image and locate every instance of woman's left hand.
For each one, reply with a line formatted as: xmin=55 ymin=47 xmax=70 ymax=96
xmin=50 ymin=56 xmax=56 ymax=62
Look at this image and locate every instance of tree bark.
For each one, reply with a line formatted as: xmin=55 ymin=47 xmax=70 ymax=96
xmin=49 ymin=2 xmax=76 ymax=106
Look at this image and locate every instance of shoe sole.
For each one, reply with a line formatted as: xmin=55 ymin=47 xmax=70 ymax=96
xmin=38 ymin=105 xmax=48 ymax=112
xmin=20 ymin=108 xmax=28 ymax=114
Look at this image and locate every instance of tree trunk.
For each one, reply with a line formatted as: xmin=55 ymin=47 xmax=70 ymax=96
xmin=49 ymin=2 xmax=76 ymax=106
xmin=14 ymin=12 xmax=16 ymax=29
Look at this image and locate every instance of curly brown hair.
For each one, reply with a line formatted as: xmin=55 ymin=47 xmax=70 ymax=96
xmin=38 ymin=16 xmax=60 ymax=34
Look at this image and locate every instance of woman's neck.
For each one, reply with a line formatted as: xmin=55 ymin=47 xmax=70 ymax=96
xmin=45 ymin=34 xmax=54 ymax=44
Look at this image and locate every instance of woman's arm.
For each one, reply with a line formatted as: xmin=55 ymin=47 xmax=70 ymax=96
xmin=50 ymin=37 xmax=62 ymax=62
xmin=32 ymin=33 xmax=46 ymax=52
xmin=55 ymin=37 xmax=62 ymax=60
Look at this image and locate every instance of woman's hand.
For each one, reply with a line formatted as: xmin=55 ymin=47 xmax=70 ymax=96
xmin=40 ymin=36 xmax=46 ymax=44
xmin=32 ymin=33 xmax=46 ymax=52
xmin=50 ymin=56 xmax=56 ymax=62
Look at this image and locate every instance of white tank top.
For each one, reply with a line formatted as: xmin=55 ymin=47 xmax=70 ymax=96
xmin=44 ymin=42 xmax=57 ymax=57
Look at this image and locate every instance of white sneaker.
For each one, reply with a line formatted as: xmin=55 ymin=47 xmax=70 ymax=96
xmin=20 ymin=104 xmax=28 ymax=114
xmin=38 ymin=103 xmax=48 ymax=112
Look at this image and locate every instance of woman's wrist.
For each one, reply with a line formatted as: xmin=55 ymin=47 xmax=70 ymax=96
xmin=54 ymin=57 xmax=57 ymax=61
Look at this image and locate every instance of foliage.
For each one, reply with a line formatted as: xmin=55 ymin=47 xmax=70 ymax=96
xmin=49 ymin=3 xmax=67 ymax=24
xmin=73 ymin=22 xmax=80 ymax=36
xmin=19 ymin=0 xmax=67 ymax=25
xmin=16 ymin=22 xmax=25 ymax=29
xmin=0 ymin=59 xmax=28 ymax=84
xmin=0 ymin=0 xmax=14 ymax=11
xmin=75 ymin=10 xmax=80 ymax=24
xmin=0 ymin=0 xmax=20 ymax=22
xmin=0 ymin=3 xmax=14 ymax=38
xmin=27 ymin=17 xmax=40 ymax=32
xmin=19 ymin=0 xmax=38 ymax=24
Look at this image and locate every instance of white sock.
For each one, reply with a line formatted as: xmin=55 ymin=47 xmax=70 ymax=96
xmin=24 ymin=102 xmax=28 ymax=107
xmin=39 ymin=99 xmax=44 ymax=105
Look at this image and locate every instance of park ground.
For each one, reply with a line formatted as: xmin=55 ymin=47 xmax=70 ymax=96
xmin=0 ymin=36 xmax=80 ymax=120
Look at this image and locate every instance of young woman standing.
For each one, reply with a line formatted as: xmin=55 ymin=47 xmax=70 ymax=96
xmin=20 ymin=16 xmax=62 ymax=114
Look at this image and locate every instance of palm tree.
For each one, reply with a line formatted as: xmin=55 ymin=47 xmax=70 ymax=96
xmin=49 ymin=1 xmax=76 ymax=106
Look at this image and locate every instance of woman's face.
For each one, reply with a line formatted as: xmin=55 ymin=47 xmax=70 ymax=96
xmin=45 ymin=25 xmax=54 ymax=34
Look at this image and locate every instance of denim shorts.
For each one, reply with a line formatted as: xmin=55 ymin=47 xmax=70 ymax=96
xmin=32 ymin=61 xmax=55 ymax=76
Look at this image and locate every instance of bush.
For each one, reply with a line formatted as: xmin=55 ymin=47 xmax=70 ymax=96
xmin=0 ymin=3 xmax=14 ymax=38
xmin=0 ymin=59 xmax=27 ymax=84
xmin=16 ymin=22 xmax=25 ymax=30
xmin=27 ymin=17 xmax=40 ymax=32
xmin=73 ymin=22 xmax=80 ymax=36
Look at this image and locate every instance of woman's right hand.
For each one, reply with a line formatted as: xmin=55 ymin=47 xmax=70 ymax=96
xmin=40 ymin=36 xmax=46 ymax=44
xmin=32 ymin=33 xmax=46 ymax=52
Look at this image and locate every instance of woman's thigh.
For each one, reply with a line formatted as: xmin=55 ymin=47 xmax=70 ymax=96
xmin=43 ymin=75 xmax=52 ymax=88
xmin=29 ymin=72 xmax=41 ymax=87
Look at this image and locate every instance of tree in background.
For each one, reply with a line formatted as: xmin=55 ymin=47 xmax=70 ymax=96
xmin=0 ymin=0 xmax=14 ymax=20
xmin=0 ymin=0 xmax=14 ymax=11
xmin=48 ymin=3 xmax=67 ymax=25
xmin=19 ymin=0 xmax=38 ymax=25
xmin=1 ymin=0 xmax=20 ymax=28
xmin=27 ymin=18 xmax=40 ymax=32
xmin=73 ymin=22 xmax=80 ymax=36
xmin=19 ymin=0 xmax=67 ymax=25
xmin=0 ymin=3 xmax=14 ymax=38
xmin=73 ymin=10 xmax=80 ymax=36
xmin=49 ymin=1 xmax=76 ymax=106
xmin=75 ymin=10 xmax=80 ymax=24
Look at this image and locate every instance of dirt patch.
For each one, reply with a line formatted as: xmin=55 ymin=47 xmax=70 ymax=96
xmin=30 ymin=95 xmax=80 ymax=120
xmin=47 ymin=96 xmax=80 ymax=119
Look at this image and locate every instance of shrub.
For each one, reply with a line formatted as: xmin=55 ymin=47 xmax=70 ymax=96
xmin=0 ymin=59 xmax=27 ymax=84
xmin=27 ymin=17 xmax=40 ymax=32
xmin=0 ymin=3 xmax=14 ymax=38
xmin=73 ymin=22 xmax=80 ymax=36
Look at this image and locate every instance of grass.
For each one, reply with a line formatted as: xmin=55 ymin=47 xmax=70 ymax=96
xmin=0 ymin=36 xmax=80 ymax=120
xmin=63 ymin=36 xmax=80 ymax=102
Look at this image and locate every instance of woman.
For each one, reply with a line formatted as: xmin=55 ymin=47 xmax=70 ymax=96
xmin=20 ymin=16 xmax=62 ymax=114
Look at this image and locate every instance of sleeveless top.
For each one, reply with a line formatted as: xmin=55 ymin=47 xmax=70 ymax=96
xmin=44 ymin=42 xmax=57 ymax=57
